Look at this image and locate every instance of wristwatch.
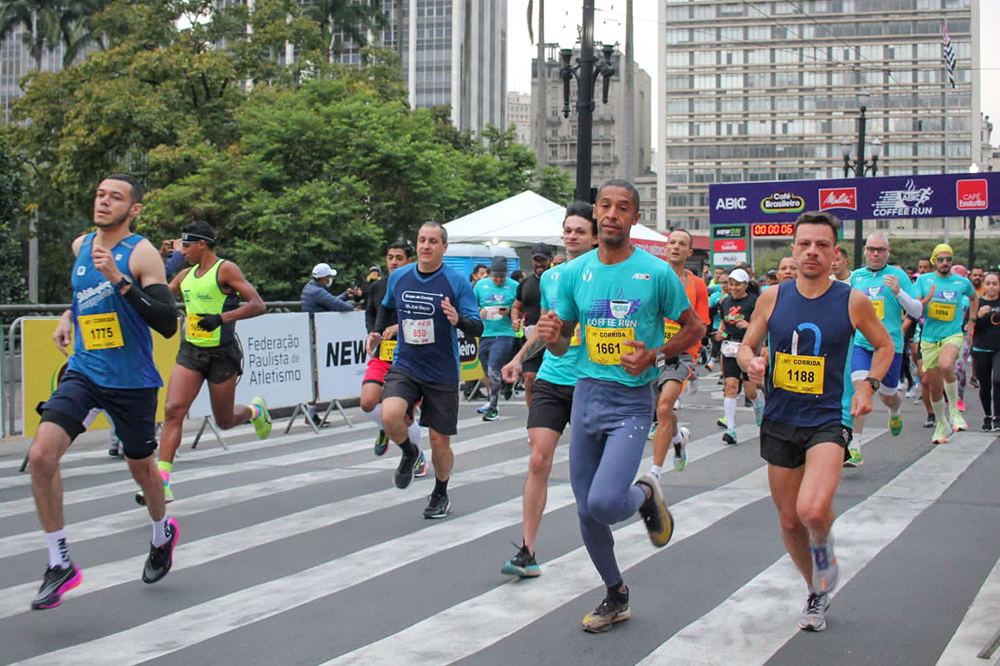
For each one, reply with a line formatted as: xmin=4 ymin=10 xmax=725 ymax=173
xmin=862 ymin=376 xmax=880 ymax=392
xmin=116 ymin=275 xmax=132 ymax=290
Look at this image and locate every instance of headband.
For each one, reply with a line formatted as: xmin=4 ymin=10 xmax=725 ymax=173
xmin=182 ymin=232 xmax=216 ymax=245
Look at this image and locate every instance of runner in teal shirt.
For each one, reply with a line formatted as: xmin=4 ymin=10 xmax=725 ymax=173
xmin=845 ymin=233 xmax=925 ymax=462
xmin=473 ymin=257 xmax=519 ymax=420
xmin=553 ymin=248 xmax=690 ymax=387
xmin=915 ymin=243 xmax=979 ymax=443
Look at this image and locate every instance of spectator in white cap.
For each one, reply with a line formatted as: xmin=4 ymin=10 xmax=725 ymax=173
xmin=301 ymin=262 xmax=354 ymax=313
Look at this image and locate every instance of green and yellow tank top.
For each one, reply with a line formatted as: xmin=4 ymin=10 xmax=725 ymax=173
xmin=180 ymin=259 xmax=238 ymax=347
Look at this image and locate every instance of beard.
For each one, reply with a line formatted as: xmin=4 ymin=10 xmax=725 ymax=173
xmin=94 ymin=209 xmax=130 ymax=230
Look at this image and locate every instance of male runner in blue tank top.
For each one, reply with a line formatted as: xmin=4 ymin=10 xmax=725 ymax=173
xmin=538 ymin=179 xmax=705 ymax=633
xmin=27 ymin=175 xmax=181 ymax=610
xmin=738 ymin=211 xmax=892 ymax=633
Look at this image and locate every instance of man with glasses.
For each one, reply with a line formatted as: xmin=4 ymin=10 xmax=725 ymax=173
xmin=916 ymin=244 xmax=979 ymax=443
xmin=847 ymin=233 xmax=923 ymax=465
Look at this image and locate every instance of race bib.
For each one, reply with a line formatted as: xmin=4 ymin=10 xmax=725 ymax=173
xmin=928 ymin=302 xmax=956 ymax=321
xmin=185 ymin=313 xmax=214 ymax=340
xmin=570 ymin=324 xmax=581 ymax=347
xmin=78 ymin=312 xmax=124 ymax=350
xmin=720 ymin=340 xmax=740 ymax=358
xmin=773 ymin=351 xmax=825 ymax=395
xmin=482 ymin=306 xmax=507 ymax=321
xmin=378 ymin=339 xmax=397 ymax=361
xmin=585 ymin=326 xmax=634 ymax=365
xmin=664 ymin=321 xmax=680 ymax=342
xmin=402 ymin=318 xmax=435 ymax=345
xmin=871 ymin=299 xmax=885 ymax=320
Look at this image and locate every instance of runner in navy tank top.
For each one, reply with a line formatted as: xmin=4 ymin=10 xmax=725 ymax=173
xmin=28 ymin=175 xmax=181 ymax=611
xmin=737 ymin=212 xmax=893 ymax=633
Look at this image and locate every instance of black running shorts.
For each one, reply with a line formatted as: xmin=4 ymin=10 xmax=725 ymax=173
xmin=382 ymin=367 xmax=459 ymax=435
xmin=526 ymin=378 xmax=574 ymax=433
xmin=176 ymin=339 xmax=243 ymax=384
xmin=759 ymin=418 xmax=851 ymax=469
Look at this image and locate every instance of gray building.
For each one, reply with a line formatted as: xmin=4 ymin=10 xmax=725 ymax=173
xmin=654 ymin=0 xmax=979 ymax=236
xmin=506 ymin=91 xmax=531 ymax=145
xmin=0 ymin=26 xmax=91 ymax=124
xmin=533 ymin=44 xmax=652 ymax=191
xmin=331 ymin=0 xmax=507 ymax=136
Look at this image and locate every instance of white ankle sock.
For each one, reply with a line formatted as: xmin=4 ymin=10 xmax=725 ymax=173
xmin=152 ymin=518 xmax=169 ymax=547
xmin=45 ymin=529 xmax=70 ymax=569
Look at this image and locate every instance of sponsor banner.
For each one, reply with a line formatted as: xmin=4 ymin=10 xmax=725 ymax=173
xmin=714 ymin=252 xmax=747 ymax=267
xmin=633 ymin=239 xmax=668 ymax=259
xmin=712 ymin=224 xmax=747 ymax=239
xmin=315 ymin=311 xmax=370 ymax=402
xmin=457 ymin=330 xmax=484 ymax=383
xmin=713 ymin=239 xmax=747 ymax=252
xmin=190 ymin=313 xmax=312 ymax=417
xmin=710 ymin=172 xmax=1000 ymax=225
xmin=20 ymin=317 xmax=179 ymax=437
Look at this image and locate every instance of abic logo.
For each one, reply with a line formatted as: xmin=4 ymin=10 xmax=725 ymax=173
xmin=956 ymin=179 xmax=988 ymax=210
xmin=819 ymin=187 xmax=857 ymax=211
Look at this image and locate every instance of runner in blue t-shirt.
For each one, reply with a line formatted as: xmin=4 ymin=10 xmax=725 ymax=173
xmin=846 ymin=232 xmax=923 ymax=465
xmin=28 ymin=175 xmax=181 ymax=610
xmin=915 ymin=243 xmax=979 ymax=443
xmin=739 ymin=211 xmax=892 ymax=633
xmin=473 ymin=256 xmax=519 ymax=421
xmin=498 ymin=201 xmax=597 ymax=578
xmin=537 ymin=180 xmax=705 ymax=633
xmin=369 ymin=222 xmax=483 ymax=519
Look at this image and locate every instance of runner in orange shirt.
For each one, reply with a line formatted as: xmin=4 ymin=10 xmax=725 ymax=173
xmin=649 ymin=229 xmax=711 ymax=476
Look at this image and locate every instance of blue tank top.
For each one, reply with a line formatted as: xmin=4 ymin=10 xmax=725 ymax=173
xmin=763 ymin=280 xmax=853 ymax=427
xmin=67 ymin=233 xmax=163 ymax=389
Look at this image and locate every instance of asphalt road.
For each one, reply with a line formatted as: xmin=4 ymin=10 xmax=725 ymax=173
xmin=0 ymin=369 xmax=998 ymax=666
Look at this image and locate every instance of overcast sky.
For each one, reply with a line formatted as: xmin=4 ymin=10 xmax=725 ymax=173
xmin=506 ymin=1 xmax=1000 ymax=156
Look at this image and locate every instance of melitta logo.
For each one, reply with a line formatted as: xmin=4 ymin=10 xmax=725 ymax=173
xmin=760 ymin=192 xmax=805 ymax=213
xmin=819 ymin=187 xmax=857 ymax=211
xmin=956 ymin=179 xmax=988 ymax=210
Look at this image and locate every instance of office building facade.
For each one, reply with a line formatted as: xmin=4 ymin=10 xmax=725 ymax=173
xmin=655 ymin=0 xmax=977 ymax=234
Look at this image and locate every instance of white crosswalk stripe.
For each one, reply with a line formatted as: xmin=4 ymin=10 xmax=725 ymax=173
xmin=1 ymin=398 xmax=996 ymax=666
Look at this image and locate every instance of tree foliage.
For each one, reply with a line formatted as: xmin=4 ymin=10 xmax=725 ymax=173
xmin=5 ymin=0 xmax=569 ymax=302
xmin=0 ymin=136 xmax=27 ymax=305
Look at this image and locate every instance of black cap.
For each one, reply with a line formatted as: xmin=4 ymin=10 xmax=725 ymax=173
xmin=490 ymin=256 xmax=508 ymax=275
xmin=530 ymin=242 xmax=553 ymax=260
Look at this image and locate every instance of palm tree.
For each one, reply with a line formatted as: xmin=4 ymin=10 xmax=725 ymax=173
xmin=56 ymin=0 xmax=109 ymax=68
xmin=0 ymin=0 xmax=62 ymax=72
xmin=299 ymin=0 xmax=388 ymax=62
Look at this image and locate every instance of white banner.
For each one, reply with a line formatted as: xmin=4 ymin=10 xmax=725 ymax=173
xmin=315 ymin=310 xmax=369 ymax=401
xmin=189 ymin=313 xmax=313 ymax=417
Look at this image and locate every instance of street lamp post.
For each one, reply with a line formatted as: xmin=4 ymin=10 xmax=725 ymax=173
xmin=841 ymin=93 xmax=882 ymax=268
xmin=559 ymin=0 xmax=616 ymax=203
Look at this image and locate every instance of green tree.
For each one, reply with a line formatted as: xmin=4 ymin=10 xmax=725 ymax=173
xmin=0 ymin=137 xmax=27 ymax=305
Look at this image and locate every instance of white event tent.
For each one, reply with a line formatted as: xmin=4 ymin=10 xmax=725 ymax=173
xmin=444 ymin=191 xmax=670 ymax=258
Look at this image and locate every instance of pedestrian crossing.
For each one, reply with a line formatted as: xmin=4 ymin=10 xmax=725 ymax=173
xmin=0 ymin=403 xmax=997 ymax=665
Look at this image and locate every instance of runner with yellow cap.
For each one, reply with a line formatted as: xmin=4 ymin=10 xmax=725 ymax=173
xmin=915 ymin=243 xmax=979 ymax=443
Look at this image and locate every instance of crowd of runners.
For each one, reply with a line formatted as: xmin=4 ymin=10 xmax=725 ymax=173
xmin=22 ymin=173 xmax=992 ymax=637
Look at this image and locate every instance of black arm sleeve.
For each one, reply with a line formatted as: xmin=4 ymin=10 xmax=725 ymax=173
xmin=123 ymin=282 xmax=179 ymax=338
xmin=374 ymin=304 xmax=394 ymax=334
xmin=457 ymin=316 xmax=483 ymax=338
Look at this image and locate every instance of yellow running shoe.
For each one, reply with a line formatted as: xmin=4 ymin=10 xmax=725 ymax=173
xmin=889 ymin=413 xmax=903 ymax=436
xmin=250 ymin=396 xmax=271 ymax=439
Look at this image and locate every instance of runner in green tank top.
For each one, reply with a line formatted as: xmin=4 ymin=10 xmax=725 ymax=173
xmin=136 ymin=221 xmax=270 ymax=505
